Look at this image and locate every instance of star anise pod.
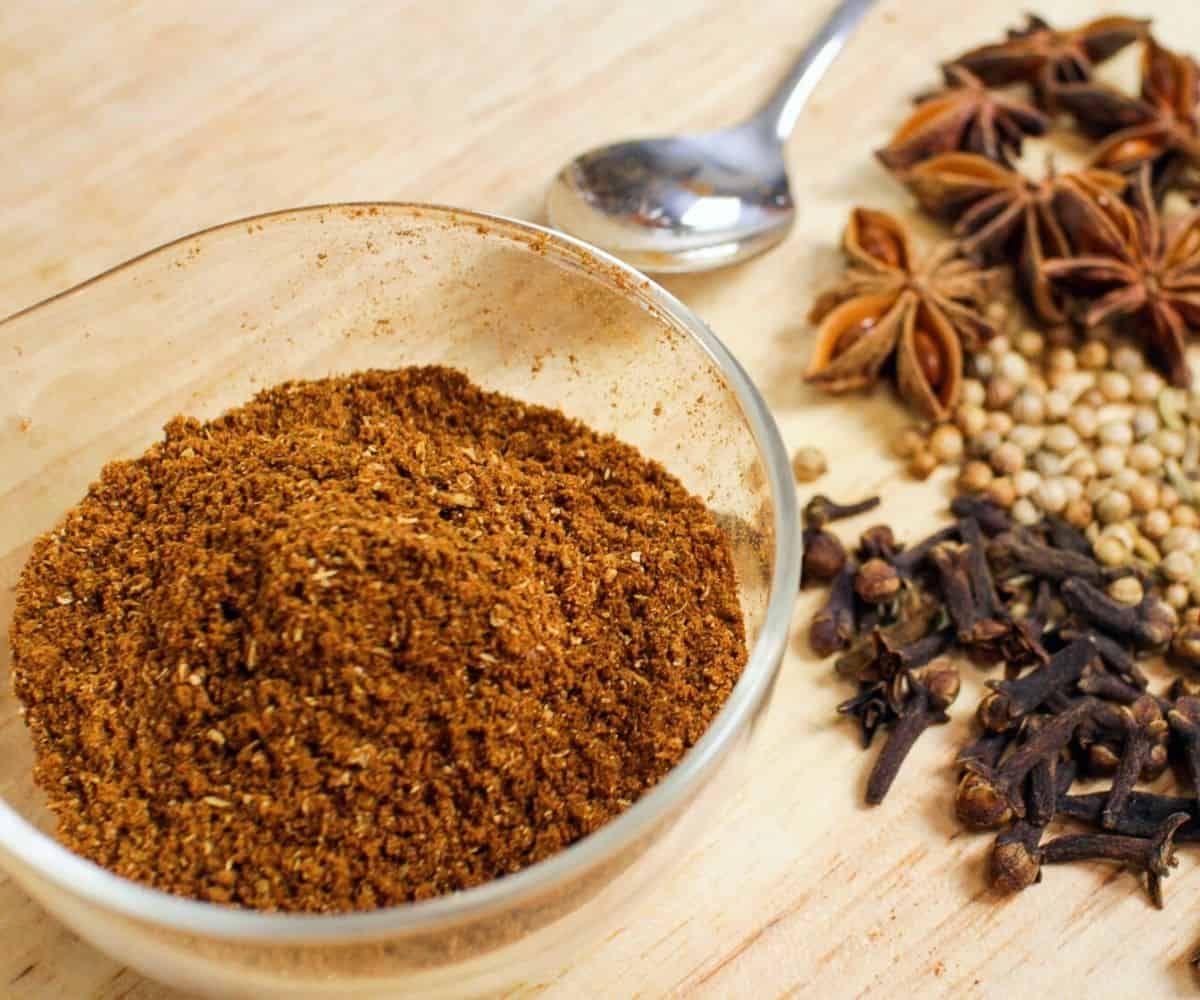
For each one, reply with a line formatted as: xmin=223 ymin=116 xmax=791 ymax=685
xmin=805 ymin=208 xmax=1001 ymax=421
xmin=1055 ymin=37 xmax=1200 ymax=200
xmin=876 ymin=65 xmax=1049 ymax=172
xmin=896 ymin=152 xmax=1127 ymax=324
xmin=1042 ymin=165 xmax=1200 ymax=387
xmin=950 ymin=14 xmax=1148 ymax=110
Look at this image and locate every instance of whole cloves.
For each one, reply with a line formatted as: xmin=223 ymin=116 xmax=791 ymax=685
xmin=990 ymin=757 xmax=1076 ymax=893
xmin=855 ymin=557 xmax=902 ymax=604
xmin=977 ymin=638 xmax=1095 ymax=732
xmin=1060 ymin=579 xmax=1177 ymax=650
xmin=1058 ymin=791 xmax=1200 ymax=841
xmin=804 ymin=494 xmax=881 ymax=529
xmin=810 ymin=561 xmax=858 ymax=657
xmin=802 ymin=528 xmax=847 ymax=587
xmin=1168 ymin=697 xmax=1200 ymax=813
xmin=1038 ymin=812 xmax=1190 ymax=909
xmin=865 ymin=663 xmax=960 ymax=805
xmin=1100 ymin=695 xmax=1169 ymax=830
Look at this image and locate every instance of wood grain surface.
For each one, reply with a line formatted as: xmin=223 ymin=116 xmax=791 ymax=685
xmin=4 ymin=0 xmax=1199 ymax=996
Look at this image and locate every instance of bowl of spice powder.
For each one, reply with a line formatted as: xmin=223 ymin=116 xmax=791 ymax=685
xmin=0 ymin=204 xmax=799 ymax=997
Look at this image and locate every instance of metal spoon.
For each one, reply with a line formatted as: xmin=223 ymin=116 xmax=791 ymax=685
xmin=546 ymin=0 xmax=875 ymax=273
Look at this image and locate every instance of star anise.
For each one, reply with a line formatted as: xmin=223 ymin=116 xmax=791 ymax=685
xmin=1055 ymin=37 xmax=1200 ymax=200
xmin=895 ymin=152 xmax=1127 ymax=324
xmin=1042 ymin=165 xmax=1200 ymax=387
xmin=876 ymin=65 xmax=1050 ymax=171
xmin=805 ymin=208 xmax=1001 ymax=421
xmin=950 ymin=14 xmax=1148 ymax=110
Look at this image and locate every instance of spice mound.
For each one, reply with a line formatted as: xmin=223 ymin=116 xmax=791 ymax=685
xmin=10 ymin=366 xmax=746 ymax=913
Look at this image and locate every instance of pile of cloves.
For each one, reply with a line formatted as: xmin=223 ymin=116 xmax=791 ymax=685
xmin=806 ymin=492 xmax=1200 ymax=909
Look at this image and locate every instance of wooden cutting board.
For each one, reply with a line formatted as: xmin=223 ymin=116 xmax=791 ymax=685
xmin=3 ymin=0 xmax=1198 ymax=996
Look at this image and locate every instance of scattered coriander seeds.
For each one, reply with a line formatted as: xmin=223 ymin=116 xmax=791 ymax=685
xmin=928 ymin=424 xmax=964 ymax=463
xmin=1077 ymin=340 xmax=1109 ymax=370
xmin=1162 ymin=550 xmax=1196 ymax=583
xmin=958 ymin=461 xmax=993 ymax=493
xmin=891 ymin=426 xmax=926 ymax=460
xmin=1098 ymin=371 xmax=1132 ymax=402
xmin=1011 ymin=497 xmax=1040 ymax=526
xmin=791 ymin=446 xmax=828 ymax=483
xmin=1107 ymin=576 xmax=1144 ymax=607
xmin=1095 ymin=490 xmax=1132 ymax=524
xmin=990 ymin=441 xmax=1025 ymax=475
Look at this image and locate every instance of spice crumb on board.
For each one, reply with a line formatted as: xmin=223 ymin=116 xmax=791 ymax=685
xmin=9 ymin=365 xmax=745 ymax=913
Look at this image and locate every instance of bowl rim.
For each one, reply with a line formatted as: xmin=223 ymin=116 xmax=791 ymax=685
xmin=0 ymin=201 xmax=800 ymax=941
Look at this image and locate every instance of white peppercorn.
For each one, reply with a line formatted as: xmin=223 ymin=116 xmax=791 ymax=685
xmin=1162 ymin=550 xmax=1196 ymax=583
xmin=1067 ymin=406 xmax=1098 ymax=439
xmin=1013 ymin=468 xmax=1041 ymax=497
xmin=1032 ymin=478 xmax=1068 ymax=513
xmin=1162 ymin=525 xmax=1200 ymax=554
xmin=958 ymin=460 xmax=994 ymax=493
xmin=1044 ymin=424 xmax=1080 ymax=455
xmin=986 ymin=411 xmax=1015 ymax=435
xmin=991 ymin=441 xmax=1025 ymax=475
xmin=1095 ymin=490 xmax=1132 ymax=524
xmin=1077 ymin=341 xmax=1109 ymax=370
xmin=955 ymin=404 xmax=988 ymax=437
xmin=928 ymin=424 xmax=965 ymax=463
xmin=968 ymin=428 xmax=1003 ymax=459
xmin=1015 ymin=330 xmax=1044 ymax=358
xmin=1068 ymin=457 xmax=1098 ymax=482
xmin=1011 ymin=390 xmax=1046 ymax=425
xmin=1097 ymin=420 xmax=1133 ymax=448
xmin=1129 ymin=478 xmax=1159 ymax=514
xmin=1107 ymin=576 xmax=1144 ymax=606
xmin=1111 ymin=345 xmax=1146 ymax=374
xmin=1131 ymin=406 xmax=1160 ymax=439
xmin=961 ymin=378 xmax=986 ymax=407
xmin=1094 ymin=535 xmax=1129 ymax=566
xmin=1012 ymin=497 xmax=1040 ymax=526
xmin=1173 ymin=505 xmax=1200 ymax=528
xmin=1098 ymin=371 xmax=1132 ymax=402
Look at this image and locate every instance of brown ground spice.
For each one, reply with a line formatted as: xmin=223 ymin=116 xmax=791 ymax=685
xmin=10 ymin=366 xmax=745 ymax=913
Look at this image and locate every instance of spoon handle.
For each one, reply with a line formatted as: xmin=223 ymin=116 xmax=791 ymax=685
xmin=755 ymin=0 xmax=877 ymax=142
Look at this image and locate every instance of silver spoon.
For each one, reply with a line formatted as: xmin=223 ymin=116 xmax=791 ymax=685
xmin=546 ymin=0 xmax=876 ymax=273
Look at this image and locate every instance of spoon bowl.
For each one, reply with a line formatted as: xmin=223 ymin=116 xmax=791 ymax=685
xmin=547 ymin=0 xmax=875 ymax=273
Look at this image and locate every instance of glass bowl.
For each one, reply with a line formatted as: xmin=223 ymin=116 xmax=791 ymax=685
xmin=0 ymin=204 xmax=799 ymax=998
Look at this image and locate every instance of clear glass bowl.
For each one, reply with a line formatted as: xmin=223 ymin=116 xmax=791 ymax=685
xmin=0 ymin=204 xmax=799 ymax=997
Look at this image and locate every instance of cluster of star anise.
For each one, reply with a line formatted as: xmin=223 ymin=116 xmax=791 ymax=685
xmin=807 ymin=14 xmax=1200 ymax=421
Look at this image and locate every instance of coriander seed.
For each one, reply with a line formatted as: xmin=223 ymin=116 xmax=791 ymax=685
xmin=958 ymin=460 xmax=993 ymax=493
xmin=987 ymin=476 xmax=1017 ymax=508
xmin=1008 ymin=425 xmax=1045 ymax=454
xmin=1094 ymin=445 xmax=1125 ymax=477
xmin=961 ymin=378 xmax=986 ymax=407
xmin=1067 ymin=405 xmax=1098 ymax=440
xmin=1011 ymin=390 xmax=1046 ymax=425
xmin=1129 ymin=478 xmax=1159 ymax=514
xmin=891 ymin=426 xmax=926 ymax=460
xmin=1077 ymin=340 xmax=1109 ymax=370
xmin=1068 ymin=457 xmax=1098 ymax=482
xmin=1044 ymin=389 xmax=1071 ymax=421
xmin=955 ymin=404 xmax=987 ymax=437
xmin=1095 ymin=490 xmax=1132 ymax=524
xmin=792 ymin=446 xmax=828 ymax=483
xmin=908 ymin=449 xmax=938 ymax=480
xmin=1108 ymin=576 xmax=1144 ymax=607
xmin=1013 ymin=468 xmax=1040 ymax=497
xmin=1167 ymin=583 xmax=1191 ymax=611
xmin=1016 ymin=330 xmax=1044 ymax=358
xmin=1045 ymin=346 xmax=1076 ymax=374
xmin=1128 ymin=443 xmax=1163 ymax=473
xmin=929 ymin=424 xmax=964 ymax=463
xmin=1032 ymin=478 xmax=1067 ymax=514
xmin=1173 ymin=505 xmax=1200 ymax=529
xmin=1094 ymin=535 xmax=1129 ymax=566
xmin=1111 ymin=345 xmax=1146 ymax=374
xmin=1044 ymin=424 xmax=1080 ymax=455
xmin=1011 ymin=497 xmax=1040 ymax=526
xmin=1098 ymin=420 xmax=1133 ymax=448
xmin=1162 ymin=550 xmax=1196 ymax=583
xmin=1064 ymin=497 xmax=1093 ymax=529
xmin=991 ymin=441 xmax=1025 ymax=475
xmin=1131 ymin=370 xmax=1164 ymax=402
xmin=1143 ymin=509 xmax=1172 ymax=540
xmin=1098 ymin=371 xmax=1132 ymax=402
xmin=986 ymin=411 xmax=1015 ymax=436
xmin=998 ymin=352 xmax=1029 ymax=385
xmin=987 ymin=376 xmax=1018 ymax=410
xmin=1132 ymin=406 xmax=1159 ymax=439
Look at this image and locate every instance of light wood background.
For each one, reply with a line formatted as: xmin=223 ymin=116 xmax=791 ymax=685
xmin=4 ymin=1 xmax=1199 ymax=996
